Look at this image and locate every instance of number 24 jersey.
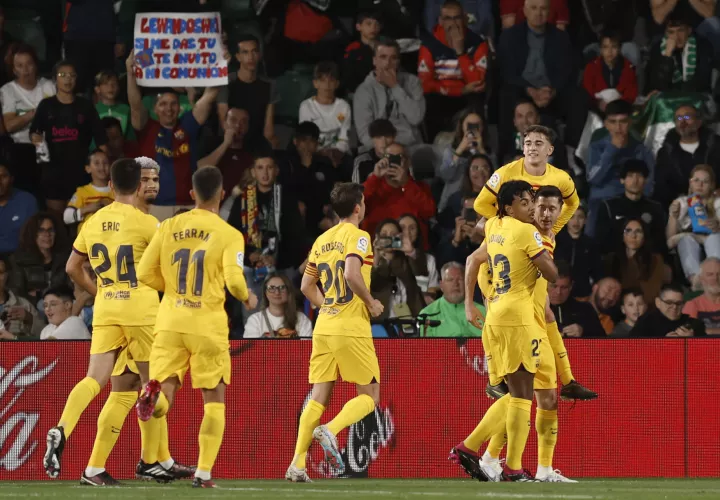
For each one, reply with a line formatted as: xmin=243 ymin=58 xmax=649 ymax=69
xmin=484 ymin=216 xmax=546 ymax=327
xmin=305 ymin=222 xmax=373 ymax=338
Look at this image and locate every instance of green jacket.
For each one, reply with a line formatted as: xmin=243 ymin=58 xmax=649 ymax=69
xmin=419 ymin=297 xmax=484 ymax=338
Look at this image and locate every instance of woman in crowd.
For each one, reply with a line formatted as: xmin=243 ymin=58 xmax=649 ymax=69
xmin=398 ymin=214 xmax=440 ymax=304
xmin=244 ymin=273 xmax=312 ymax=338
xmin=555 ymin=205 xmax=604 ymax=299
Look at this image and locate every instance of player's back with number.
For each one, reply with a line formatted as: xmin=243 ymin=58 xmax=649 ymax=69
xmin=308 ymin=222 xmax=373 ymax=337
xmin=73 ymin=202 xmax=159 ymax=325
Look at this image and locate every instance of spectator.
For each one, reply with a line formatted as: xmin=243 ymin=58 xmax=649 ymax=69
xmin=299 ymin=61 xmax=352 ymax=173
xmin=588 ymin=276 xmax=622 ymax=334
xmin=370 ymin=219 xmax=425 ymax=321
xmin=555 ymin=206 xmax=604 ymax=298
xmin=0 ymin=255 xmax=44 ymax=339
xmin=343 ymin=11 xmax=382 ymax=94
xmin=418 ymin=1 xmax=489 ymax=139
xmin=102 ymin=117 xmax=129 ymax=164
xmin=217 ymin=34 xmax=278 ymax=147
xmin=362 ymin=143 xmax=437 ymax=248
xmin=419 ymin=262 xmax=484 ymax=337
xmin=10 ymin=212 xmax=69 ymax=301
xmin=354 ymin=37 xmax=426 ymax=152
xmin=501 ymin=0 xmax=569 ymax=30
xmin=654 ymin=104 xmax=720 ymax=209
xmin=126 ymin=54 xmax=219 ymax=220
xmin=39 ymin=284 xmax=90 ymax=340
xmin=0 ymin=162 xmax=38 ymax=257
xmin=93 ymin=70 xmax=132 ymax=139
xmin=548 ymin=260 xmax=606 ymax=337
xmin=63 ymin=149 xmax=113 ymax=229
xmin=605 ymin=217 xmax=667 ymax=306
xmin=630 ymin=283 xmax=706 ymax=337
xmin=666 ymin=164 xmax=720 ymax=283
xmin=585 ymin=100 xmax=655 ymax=238
xmin=243 ymin=273 xmax=312 ymax=338
xmin=199 ymin=108 xmax=270 ymax=196
xmin=582 ymin=29 xmax=638 ymax=113
xmin=352 ymin=119 xmax=397 ymax=183
xmin=611 ymin=287 xmax=647 ymax=337
xmin=646 ymin=13 xmax=713 ymax=94
xmin=0 ymin=43 xmax=55 ymax=195
xmin=30 ymin=60 xmax=107 ymax=214
xmin=439 ymin=153 xmax=493 ymax=229
xmin=424 ymin=0 xmax=495 ymax=38
xmin=438 ymin=108 xmax=492 ymax=211
xmin=683 ymin=257 xmax=720 ymax=334
xmin=594 ymin=159 xmax=667 ymax=257
xmin=399 ymin=214 xmax=440 ymax=303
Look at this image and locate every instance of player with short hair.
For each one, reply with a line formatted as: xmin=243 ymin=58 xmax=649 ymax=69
xmin=135 ymin=156 xmax=160 ymax=214
xmin=285 ymin=182 xmax=384 ymax=483
xmin=135 ymin=165 xmax=258 ymax=488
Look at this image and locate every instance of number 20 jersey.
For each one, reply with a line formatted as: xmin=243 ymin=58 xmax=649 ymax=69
xmin=305 ymin=222 xmax=373 ymax=338
xmin=72 ymin=202 xmax=160 ymax=326
xmin=484 ymin=216 xmax=546 ymax=327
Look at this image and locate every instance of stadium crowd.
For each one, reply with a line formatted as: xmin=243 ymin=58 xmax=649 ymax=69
xmin=2 ymin=0 xmax=720 ymax=340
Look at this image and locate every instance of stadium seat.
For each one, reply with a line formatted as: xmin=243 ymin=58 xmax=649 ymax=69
xmin=371 ymin=324 xmax=390 ymax=338
xmin=274 ymin=64 xmax=315 ymax=127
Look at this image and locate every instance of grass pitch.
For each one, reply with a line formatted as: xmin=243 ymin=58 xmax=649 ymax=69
xmin=2 ymin=479 xmax=720 ymax=500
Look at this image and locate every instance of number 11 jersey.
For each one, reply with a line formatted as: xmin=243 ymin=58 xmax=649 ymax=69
xmin=306 ymin=222 xmax=373 ymax=338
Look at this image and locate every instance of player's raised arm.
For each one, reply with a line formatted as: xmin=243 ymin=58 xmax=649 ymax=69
xmin=474 ymin=170 xmax=503 ymax=219
xmin=222 ymin=238 xmax=255 ymax=308
xmin=137 ymin=229 xmax=165 ymax=292
xmin=553 ymin=175 xmax=580 ymax=234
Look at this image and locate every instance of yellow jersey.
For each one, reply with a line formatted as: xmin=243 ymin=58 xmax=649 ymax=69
xmin=67 ymin=183 xmax=115 ymax=230
xmin=474 ymin=158 xmax=578 ymax=233
xmin=138 ymin=208 xmax=248 ymax=338
xmin=72 ymin=202 xmax=159 ymax=326
xmin=484 ymin=216 xmax=546 ymax=326
xmin=305 ymin=222 xmax=373 ymax=338
xmin=533 ymin=233 xmax=556 ymax=329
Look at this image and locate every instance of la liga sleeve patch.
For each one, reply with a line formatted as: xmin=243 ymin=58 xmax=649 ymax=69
xmin=357 ymin=236 xmax=369 ymax=253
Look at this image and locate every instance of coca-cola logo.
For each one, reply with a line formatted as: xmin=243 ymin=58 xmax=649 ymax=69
xmin=0 ymin=356 xmax=57 ymax=471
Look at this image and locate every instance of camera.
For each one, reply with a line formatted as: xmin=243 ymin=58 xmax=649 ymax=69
xmin=378 ymin=236 xmax=403 ymax=249
xmin=467 ymin=123 xmax=480 ymax=133
xmin=386 ymin=154 xmax=403 ymax=167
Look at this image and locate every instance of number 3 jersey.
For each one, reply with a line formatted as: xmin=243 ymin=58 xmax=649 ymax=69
xmin=137 ymin=208 xmax=249 ymax=339
xmin=305 ymin=222 xmax=373 ymax=338
xmin=72 ymin=202 xmax=160 ymax=326
xmin=484 ymin=216 xmax=546 ymax=327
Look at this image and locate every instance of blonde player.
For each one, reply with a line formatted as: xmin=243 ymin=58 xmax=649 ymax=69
xmin=135 ymin=166 xmax=257 ymax=488
xmin=286 ymin=182 xmax=384 ymax=483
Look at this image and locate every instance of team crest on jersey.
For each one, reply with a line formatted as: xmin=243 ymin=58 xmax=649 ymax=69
xmin=357 ymin=237 xmax=368 ymax=253
xmin=488 ymin=173 xmax=500 ymax=189
xmin=478 ymin=56 xmax=487 ymax=69
xmin=533 ymin=232 xmax=543 ymax=247
xmin=418 ymin=60 xmax=429 ymax=73
xmin=337 ymin=113 xmax=345 ymax=122
xmin=237 ymin=252 xmax=244 ymax=266
xmin=174 ymin=129 xmax=185 ymax=140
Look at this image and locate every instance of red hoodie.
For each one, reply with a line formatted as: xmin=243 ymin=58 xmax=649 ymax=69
xmin=583 ymin=56 xmax=638 ymax=105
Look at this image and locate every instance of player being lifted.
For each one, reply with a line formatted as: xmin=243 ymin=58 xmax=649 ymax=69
xmin=135 ymin=166 xmax=257 ymax=488
xmin=286 ymin=183 xmax=384 ymax=483
xmin=474 ymin=124 xmax=595 ymax=402
xmin=454 ymin=181 xmax=558 ymax=481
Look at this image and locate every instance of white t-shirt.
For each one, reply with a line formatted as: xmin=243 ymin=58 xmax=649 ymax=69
xmin=679 ymin=141 xmax=700 ymax=154
xmin=414 ymin=254 xmax=440 ymax=292
xmin=244 ymin=309 xmax=313 ymax=338
xmin=0 ymin=78 xmax=56 ymax=144
xmin=298 ymin=97 xmax=351 ymax=153
xmin=40 ymin=315 xmax=91 ymax=340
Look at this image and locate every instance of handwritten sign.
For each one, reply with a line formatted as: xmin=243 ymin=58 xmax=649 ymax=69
xmin=133 ymin=12 xmax=228 ymax=87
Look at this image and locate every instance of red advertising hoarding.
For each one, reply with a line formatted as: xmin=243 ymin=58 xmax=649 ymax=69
xmin=0 ymin=339 xmax=715 ymax=480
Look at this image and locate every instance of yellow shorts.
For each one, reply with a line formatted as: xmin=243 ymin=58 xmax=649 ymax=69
xmin=533 ymin=334 xmax=557 ymax=390
xmin=482 ymin=329 xmax=503 ymax=386
xmin=309 ymin=335 xmax=380 ymax=385
xmin=149 ymin=331 xmax=230 ymax=389
xmin=482 ymin=324 xmax=541 ymax=379
xmin=90 ymin=325 xmax=154 ymax=376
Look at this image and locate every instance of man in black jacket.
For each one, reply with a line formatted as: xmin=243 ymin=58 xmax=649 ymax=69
xmin=654 ymin=104 xmax=720 ymax=208
xmin=630 ymin=284 xmax=706 ymax=337
xmin=548 ymin=261 xmax=607 ymax=338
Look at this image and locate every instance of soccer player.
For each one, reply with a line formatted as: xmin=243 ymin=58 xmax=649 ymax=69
xmin=453 ymin=181 xmax=558 ymax=482
xmin=135 ymin=156 xmax=160 ymax=214
xmin=474 ymin=124 xmax=595 ymax=402
xmin=135 ymin=166 xmax=258 ymax=488
xmin=44 ymin=159 xmax=165 ymax=484
xmin=285 ymin=182 xmax=384 ymax=483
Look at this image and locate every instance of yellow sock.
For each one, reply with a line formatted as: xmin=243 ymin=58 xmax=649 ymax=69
xmin=482 ymin=336 xmax=503 ymax=386
xmin=153 ymin=391 xmax=170 ymax=418
xmin=87 ymin=391 xmax=136 ymax=469
xmin=156 ymin=415 xmax=171 ymax=464
xmin=486 ymin=432 xmax=507 ymax=459
xmin=197 ymin=403 xmax=225 ymax=475
xmin=291 ymin=400 xmax=326 ymax=469
xmin=326 ymin=394 xmax=375 ymax=437
xmin=463 ymin=394 xmax=510 ymax=452
xmin=536 ymin=408 xmax=558 ymax=468
xmin=139 ymin=416 xmax=163 ymax=464
xmin=505 ymin=397 xmax=532 ymax=471
xmin=547 ymin=321 xmax=574 ymax=385
xmin=58 ymin=377 xmax=102 ymax=437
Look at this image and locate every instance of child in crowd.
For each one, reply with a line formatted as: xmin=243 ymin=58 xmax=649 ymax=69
xmin=94 ymin=70 xmax=133 ymax=139
xmin=611 ymin=288 xmax=647 ymax=337
xmin=343 ymin=11 xmax=382 ymax=93
xmin=64 ymin=149 xmax=113 ymax=228
xmin=583 ymin=30 xmax=638 ymax=113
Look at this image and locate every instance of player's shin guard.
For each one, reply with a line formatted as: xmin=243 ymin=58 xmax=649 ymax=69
xmin=292 ymin=400 xmax=326 ymax=469
xmin=505 ymin=397 xmax=532 ymax=471
xmin=326 ymin=394 xmax=375 ymax=436
xmin=463 ymin=394 xmax=510 ymax=452
xmin=139 ymin=416 xmax=163 ymax=465
xmin=547 ymin=322 xmax=574 ymax=386
xmin=536 ymin=409 xmax=558 ymax=468
xmin=196 ymin=403 xmax=225 ymax=480
xmin=86 ymin=391 xmax=136 ymax=473
xmin=58 ymin=377 xmax=102 ymax=438
xmin=486 ymin=432 xmax=507 ymax=459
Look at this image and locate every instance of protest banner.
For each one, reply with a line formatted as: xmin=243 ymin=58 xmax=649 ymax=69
xmin=133 ymin=12 xmax=228 ymax=87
